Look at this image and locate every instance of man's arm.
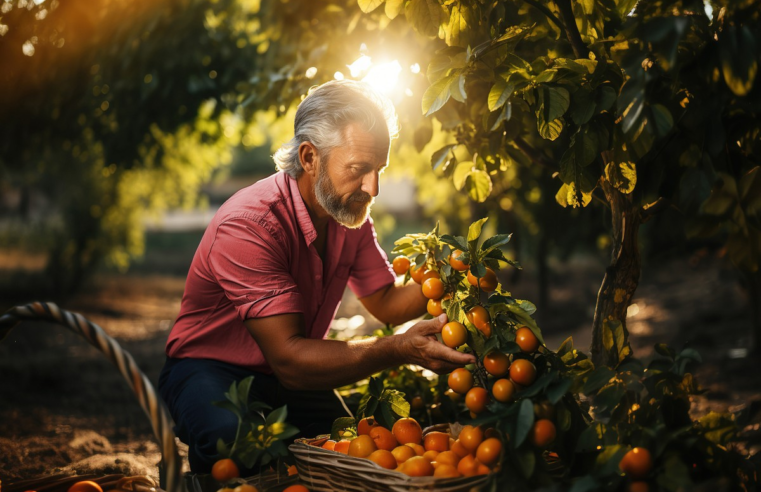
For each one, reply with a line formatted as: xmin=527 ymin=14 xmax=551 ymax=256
xmin=244 ymin=313 xmax=474 ymax=391
xmin=358 ymin=281 xmax=428 ymax=326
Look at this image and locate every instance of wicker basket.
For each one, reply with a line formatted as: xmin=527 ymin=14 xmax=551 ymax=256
xmin=0 ymin=302 xmax=181 ymax=492
xmin=289 ymin=436 xmax=493 ymax=492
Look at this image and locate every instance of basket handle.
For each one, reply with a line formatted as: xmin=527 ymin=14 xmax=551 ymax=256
xmin=0 ymin=302 xmax=182 ymax=492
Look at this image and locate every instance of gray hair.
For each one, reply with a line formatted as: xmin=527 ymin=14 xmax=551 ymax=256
xmin=272 ymin=79 xmax=399 ymax=179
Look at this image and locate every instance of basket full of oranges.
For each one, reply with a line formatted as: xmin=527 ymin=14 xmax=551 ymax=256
xmin=288 ymin=416 xmax=497 ymax=492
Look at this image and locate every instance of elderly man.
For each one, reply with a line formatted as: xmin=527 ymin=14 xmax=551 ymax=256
xmin=158 ymin=80 xmax=474 ymax=473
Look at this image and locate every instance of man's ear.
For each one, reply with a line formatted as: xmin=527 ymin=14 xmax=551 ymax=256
xmin=298 ymin=142 xmax=320 ymax=177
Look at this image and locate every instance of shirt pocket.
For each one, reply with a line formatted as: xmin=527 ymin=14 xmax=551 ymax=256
xmin=334 ymin=262 xmax=352 ymax=280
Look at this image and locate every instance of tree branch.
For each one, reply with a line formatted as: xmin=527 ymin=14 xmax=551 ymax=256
xmin=553 ymin=0 xmax=590 ymax=59
xmin=640 ymin=197 xmax=669 ymax=223
xmin=513 ymin=136 xmax=558 ymax=170
xmin=523 ymin=0 xmax=567 ymax=39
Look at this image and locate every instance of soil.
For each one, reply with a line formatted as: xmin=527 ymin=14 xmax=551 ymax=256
xmin=1 ymin=253 xmax=760 ymax=486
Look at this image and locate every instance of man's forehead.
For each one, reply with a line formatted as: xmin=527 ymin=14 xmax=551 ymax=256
xmin=342 ymin=123 xmax=390 ymax=158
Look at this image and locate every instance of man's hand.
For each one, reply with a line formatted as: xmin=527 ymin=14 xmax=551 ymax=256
xmin=396 ymin=314 xmax=476 ymax=374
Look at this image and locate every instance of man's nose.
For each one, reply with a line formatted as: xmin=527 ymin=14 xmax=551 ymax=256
xmin=361 ymin=171 xmax=380 ymax=197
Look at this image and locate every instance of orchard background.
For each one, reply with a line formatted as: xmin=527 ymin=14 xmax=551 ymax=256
xmin=1 ymin=0 xmax=760 ymax=489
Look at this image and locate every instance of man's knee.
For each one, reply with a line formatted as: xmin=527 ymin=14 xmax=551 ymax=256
xmin=185 ymin=408 xmax=240 ymax=471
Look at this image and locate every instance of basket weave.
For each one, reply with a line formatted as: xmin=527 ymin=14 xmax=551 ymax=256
xmin=289 ymin=437 xmax=492 ymax=492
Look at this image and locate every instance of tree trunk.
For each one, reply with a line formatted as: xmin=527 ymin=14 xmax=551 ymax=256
xmin=590 ymin=178 xmax=642 ymax=367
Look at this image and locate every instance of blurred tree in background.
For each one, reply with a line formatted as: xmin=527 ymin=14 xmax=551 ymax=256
xmin=1 ymin=0 xmax=759 ymax=363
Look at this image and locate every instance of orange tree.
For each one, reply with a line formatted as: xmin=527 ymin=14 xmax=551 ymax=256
xmin=386 ymin=219 xmax=756 ymax=489
xmin=237 ymin=0 xmax=761 ymax=366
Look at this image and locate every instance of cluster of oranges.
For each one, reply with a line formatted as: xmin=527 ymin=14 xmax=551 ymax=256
xmin=619 ymin=447 xmax=653 ymax=490
xmin=392 ymin=250 xmax=498 ymax=320
xmin=313 ymin=416 xmax=502 ymax=478
xmin=211 ymin=458 xmax=308 ymax=492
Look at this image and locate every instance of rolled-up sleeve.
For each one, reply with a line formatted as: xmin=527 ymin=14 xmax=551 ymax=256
xmin=207 ymin=217 xmax=304 ymax=320
xmin=348 ymin=219 xmax=396 ymax=298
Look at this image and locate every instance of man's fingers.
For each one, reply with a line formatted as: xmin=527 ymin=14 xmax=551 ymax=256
xmin=410 ymin=313 xmax=448 ymax=336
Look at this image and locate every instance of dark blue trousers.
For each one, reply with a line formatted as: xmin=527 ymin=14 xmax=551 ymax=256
xmin=158 ymin=357 xmax=350 ymax=474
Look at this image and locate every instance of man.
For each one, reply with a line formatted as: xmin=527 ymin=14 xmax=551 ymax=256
xmin=158 ymin=80 xmax=474 ymax=473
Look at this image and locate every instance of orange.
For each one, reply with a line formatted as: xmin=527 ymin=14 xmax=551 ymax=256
xmin=628 ymin=482 xmax=650 ymax=492
xmin=391 ymin=445 xmax=416 ymax=463
xmin=449 ymin=249 xmax=469 ymax=271
xmin=467 ymin=267 xmax=498 ymax=291
xmin=233 ymin=485 xmax=258 ymax=492
xmin=435 ymin=450 xmax=460 ymax=467
xmin=476 ymin=437 xmax=502 ymax=466
xmin=483 ymin=351 xmax=509 ymax=377
xmin=392 ymin=417 xmax=423 ymax=445
xmin=368 ymin=449 xmax=397 ymax=469
xmin=424 ymin=431 xmax=450 ymax=452
xmin=459 ymin=425 xmax=483 ymax=453
xmin=421 ymin=269 xmax=441 ymax=282
xmin=211 ymin=459 xmax=240 ymax=483
xmin=283 ymin=486 xmax=309 ymax=492
xmin=357 ymin=416 xmax=379 ymax=436
xmin=434 ymin=463 xmax=462 ymax=478
xmin=68 ymin=482 xmax=103 ymax=492
xmin=451 ymin=439 xmax=469 ymax=458
xmin=530 ymin=419 xmax=556 ymax=448
xmin=466 ymin=306 xmax=490 ymax=331
xmin=515 ymin=327 xmax=540 ymax=353
xmin=348 ymin=434 xmax=377 ymax=458
xmin=509 ymin=359 xmax=536 ymax=386
xmin=478 ymin=322 xmax=492 ymax=338
xmin=427 ymin=298 xmax=445 ymax=316
xmin=321 ymin=440 xmax=336 ymax=450
xmin=392 ymin=256 xmax=411 ymax=275
xmin=369 ymin=426 xmax=398 ymax=451
xmin=400 ymin=456 xmax=434 ymax=477
xmin=492 ymin=379 xmax=515 ymax=403
xmin=405 ymin=442 xmax=425 ymax=456
xmin=442 ymin=321 xmax=467 ymax=348
xmin=619 ymin=447 xmax=653 ymax=480
xmin=334 ymin=440 xmax=351 ymax=454
xmin=422 ymin=277 xmax=445 ymax=299
xmin=411 ymin=396 xmax=425 ymax=410
xmin=456 ymin=454 xmax=479 ymax=477
xmin=448 ymin=368 xmax=474 ymax=394
xmin=286 ymin=464 xmax=298 ymax=476
xmin=534 ymin=401 xmax=555 ymax=419
xmin=465 ymin=387 xmax=489 ymax=414
xmin=423 ymin=449 xmax=440 ymax=461
xmin=410 ymin=264 xmax=427 ymax=284
xmin=476 ymin=462 xmax=491 ymax=475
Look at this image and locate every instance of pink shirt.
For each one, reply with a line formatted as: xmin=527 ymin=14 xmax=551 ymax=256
xmin=165 ymin=171 xmax=396 ymax=373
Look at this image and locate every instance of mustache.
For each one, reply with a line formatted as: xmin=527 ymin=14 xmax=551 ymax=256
xmin=349 ymin=192 xmax=373 ymax=204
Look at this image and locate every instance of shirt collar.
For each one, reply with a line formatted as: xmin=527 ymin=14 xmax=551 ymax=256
xmin=286 ymin=172 xmax=318 ymax=245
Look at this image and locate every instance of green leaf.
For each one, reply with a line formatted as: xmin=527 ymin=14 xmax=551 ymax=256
xmin=481 ymin=233 xmax=512 ymax=254
xmin=384 ymin=389 xmax=411 ymax=417
xmin=376 ymin=402 xmax=396 ymax=429
xmin=467 ymin=217 xmax=489 ymax=245
xmin=647 ymin=103 xmax=673 ymax=138
xmin=538 ymin=117 xmax=565 ymax=141
xmin=422 ymin=74 xmax=455 ymax=116
xmin=449 ymin=74 xmax=467 ymax=103
xmin=431 ymin=144 xmax=457 ymax=171
xmin=358 ymin=0 xmax=384 ymax=13
xmin=720 ymin=24 xmax=758 ymax=97
xmin=265 ymin=405 xmax=288 ymax=425
xmin=488 ymin=78 xmax=515 ymax=111
xmin=331 ymin=417 xmax=355 ymax=441
xmin=439 ymin=234 xmax=468 ymax=251
xmin=452 ymin=160 xmax=472 ymax=190
xmin=569 ymin=476 xmax=600 ymax=492
xmin=385 ymin=0 xmax=403 ymax=19
xmin=698 ymin=411 xmax=738 ymax=445
xmin=555 ymin=182 xmax=593 ymax=208
xmin=605 ymin=161 xmax=637 ymax=194
xmin=595 ymin=85 xmax=617 ymax=112
xmin=514 ymin=398 xmax=535 ymax=447
xmin=212 ymin=400 xmax=243 ymax=420
xmin=654 ymin=343 xmax=676 ymax=359
xmin=446 ymin=1 xmax=472 ymax=47
xmin=569 ymin=88 xmax=595 ymax=125
xmin=465 ymin=170 xmax=492 ymax=202
xmin=539 ymin=86 xmax=571 ymax=123
xmin=369 ymin=376 xmax=384 ymax=398
xmin=546 ymin=378 xmax=573 ymax=404
xmin=515 ymin=447 xmax=536 ymax=479
xmin=582 ymin=366 xmax=616 ymax=395
xmin=405 ymin=0 xmax=448 ymax=37
xmin=216 ymin=437 xmax=230 ymax=458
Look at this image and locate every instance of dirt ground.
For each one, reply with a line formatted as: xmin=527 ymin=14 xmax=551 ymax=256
xmin=1 ymin=252 xmax=760 ymax=485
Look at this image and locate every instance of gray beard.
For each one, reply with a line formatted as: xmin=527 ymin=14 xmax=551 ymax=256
xmin=314 ymin=163 xmax=374 ymax=229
